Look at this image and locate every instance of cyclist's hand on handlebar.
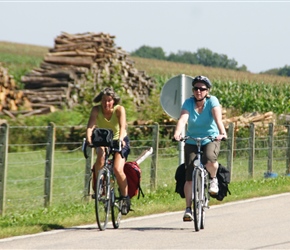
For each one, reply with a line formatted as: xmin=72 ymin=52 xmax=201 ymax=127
xmin=216 ymin=134 xmax=227 ymax=141
xmin=119 ymin=139 xmax=124 ymax=150
xmin=120 ymin=139 xmax=125 ymax=148
xmin=87 ymin=139 xmax=94 ymax=147
xmin=172 ymin=134 xmax=182 ymax=142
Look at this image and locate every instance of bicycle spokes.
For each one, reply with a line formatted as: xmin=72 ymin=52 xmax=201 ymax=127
xmin=95 ymin=169 xmax=110 ymax=231
xmin=111 ymin=189 xmax=122 ymax=229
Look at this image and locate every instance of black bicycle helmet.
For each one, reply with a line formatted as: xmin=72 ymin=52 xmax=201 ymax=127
xmin=192 ymin=75 xmax=212 ymax=89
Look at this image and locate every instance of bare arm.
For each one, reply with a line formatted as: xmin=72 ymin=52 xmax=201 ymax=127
xmin=212 ymin=105 xmax=227 ymax=140
xmin=86 ymin=106 xmax=98 ymax=145
xmin=115 ymin=105 xmax=127 ymax=141
xmin=173 ymin=109 xmax=189 ymax=141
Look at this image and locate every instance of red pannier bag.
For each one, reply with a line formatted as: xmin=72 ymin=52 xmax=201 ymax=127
xmin=124 ymin=161 xmax=144 ymax=199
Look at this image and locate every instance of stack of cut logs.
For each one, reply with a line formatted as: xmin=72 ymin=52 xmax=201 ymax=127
xmin=131 ymin=110 xmax=277 ymax=137
xmin=0 ymin=63 xmax=33 ymax=118
xmin=223 ymin=111 xmax=275 ymax=131
xmin=20 ymin=32 xmax=155 ymax=115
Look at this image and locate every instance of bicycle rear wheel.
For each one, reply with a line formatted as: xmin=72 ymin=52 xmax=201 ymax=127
xmin=95 ymin=168 xmax=111 ymax=231
xmin=193 ymin=168 xmax=202 ymax=232
xmin=111 ymin=187 xmax=122 ymax=229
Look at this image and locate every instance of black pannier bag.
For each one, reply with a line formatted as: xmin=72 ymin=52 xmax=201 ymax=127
xmin=91 ymin=128 xmax=114 ymax=147
xmin=175 ymin=163 xmax=186 ymax=198
xmin=210 ymin=164 xmax=231 ymax=201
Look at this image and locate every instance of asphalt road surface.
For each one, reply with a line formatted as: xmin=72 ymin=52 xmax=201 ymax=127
xmin=1 ymin=193 xmax=290 ymax=249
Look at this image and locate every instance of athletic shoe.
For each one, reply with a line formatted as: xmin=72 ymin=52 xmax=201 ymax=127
xmin=183 ymin=207 xmax=193 ymax=222
xmin=121 ymin=196 xmax=131 ymax=215
xmin=209 ymin=177 xmax=219 ymax=194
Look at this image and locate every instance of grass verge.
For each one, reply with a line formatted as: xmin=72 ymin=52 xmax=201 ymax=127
xmin=1 ymin=176 xmax=290 ymax=239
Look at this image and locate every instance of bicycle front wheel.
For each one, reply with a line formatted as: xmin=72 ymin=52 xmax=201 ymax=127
xmin=111 ymin=187 xmax=122 ymax=229
xmin=95 ymin=168 xmax=111 ymax=231
xmin=193 ymin=168 xmax=202 ymax=232
xmin=200 ymin=173 xmax=209 ymax=230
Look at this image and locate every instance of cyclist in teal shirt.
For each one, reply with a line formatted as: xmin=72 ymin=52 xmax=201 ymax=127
xmin=182 ymin=95 xmax=220 ymax=145
xmin=173 ymin=76 xmax=227 ymax=222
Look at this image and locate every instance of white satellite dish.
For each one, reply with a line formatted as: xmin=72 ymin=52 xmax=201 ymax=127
xmin=160 ymin=74 xmax=194 ymax=119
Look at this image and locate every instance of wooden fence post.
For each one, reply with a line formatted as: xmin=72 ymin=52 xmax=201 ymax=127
xmin=0 ymin=122 xmax=8 ymax=216
xmin=286 ymin=125 xmax=290 ymax=175
xmin=227 ymin=122 xmax=234 ymax=181
xmin=150 ymin=123 xmax=159 ymax=190
xmin=267 ymin=123 xmax=274 ymax=174
xmin=44 ymin=122 xmax=55 ymax=207
xmin=84 ymin=141 xmax=94 ymax=201
xmin=248 ymin=123 xmax=255 ymax=178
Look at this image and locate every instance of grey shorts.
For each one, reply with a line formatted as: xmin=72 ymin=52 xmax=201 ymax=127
xmin=184 ymin=141 xmax=220 ymax=181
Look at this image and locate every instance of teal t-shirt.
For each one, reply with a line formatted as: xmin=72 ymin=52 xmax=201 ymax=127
xmin=182 ymin=96 xmax=220 ymax=145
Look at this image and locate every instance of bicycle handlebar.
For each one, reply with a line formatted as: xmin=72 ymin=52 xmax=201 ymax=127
xmin=82 ymin=138 xmax=122 ymax=159
xmin=172 ymin=136 xmax=226 ymax=143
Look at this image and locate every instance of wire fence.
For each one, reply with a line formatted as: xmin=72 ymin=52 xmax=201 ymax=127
xmin=0 ymin=123 xmax=289 ymax=215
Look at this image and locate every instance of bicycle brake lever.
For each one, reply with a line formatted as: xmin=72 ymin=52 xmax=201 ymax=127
xmin=172 ymin=137 xmax=186 ymax=142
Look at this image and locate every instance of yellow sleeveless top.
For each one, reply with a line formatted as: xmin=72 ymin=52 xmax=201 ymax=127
xmin=96 ymin=105 xmax=119 ymax=139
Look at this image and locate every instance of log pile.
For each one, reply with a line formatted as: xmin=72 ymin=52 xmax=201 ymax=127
xmin=223 ymin=111 xmax=275 ymax=131
xmin=279 ymin=114 xmax=290 ymax=123
xmin=131 ymin=110 xmax=277 ymax=137
xmin=21 ymin=32 xmax=155 ymax=113
xmin=0 ymin=63 xmax=33 ymax=118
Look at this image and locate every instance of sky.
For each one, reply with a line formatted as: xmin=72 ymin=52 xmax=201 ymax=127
xmin=1 ymin=1 xmax=290 ymax=73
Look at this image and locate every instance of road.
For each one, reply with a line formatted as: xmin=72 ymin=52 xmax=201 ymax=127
xmin=1 ymin=193 xmax=290 ymax=249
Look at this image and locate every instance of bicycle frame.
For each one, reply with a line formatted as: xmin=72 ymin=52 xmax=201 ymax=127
xmin=192 ymin=138 xmax=209 ymax=207
xmin=88 ymin=140 xmax=122 ymax=231
xmin=181 ymin=136 xmax=214 ymax=232
xmin=83 ymin=139 xmax=153 ymax=231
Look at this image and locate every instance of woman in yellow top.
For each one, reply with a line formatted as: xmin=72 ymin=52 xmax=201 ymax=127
xmin=86 ymin=87 xmax=131 ymax=215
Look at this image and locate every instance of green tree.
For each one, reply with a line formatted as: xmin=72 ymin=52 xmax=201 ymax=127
xmin=195 ymin=48 xmax=214 ymax=67
xmin=131 ymin=45 xmax=246 ymax=71
xmin=167 ymin=50 xmax=198 ymax=64
xmin=277 ymin=65 xmax=290 ymax=77
xmin=131 ymin=45 xmax=166 ymax=60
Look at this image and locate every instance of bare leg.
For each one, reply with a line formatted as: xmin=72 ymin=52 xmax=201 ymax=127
xmin=92 ymin=147 xmax=106 ymax=192
xmin=113 ymin=153 xmax=128 ymax=197
xmin=95 ymin=148 xmax=106 ymax=169
xmin=206 ymin=161 xmax=219 ymax=194
xmin=184 ymin=181 xmax=192 ymax=207
xmin=205 ymin=161 xmax=218 ymax=178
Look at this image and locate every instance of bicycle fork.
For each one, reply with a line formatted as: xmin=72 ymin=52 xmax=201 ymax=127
xmin=202 ymin=169 xmax=210 ymax=209
xmin=104 ymin=168 xmax=111 ymax=200
xmin=193 ymin=167 xmax=209 ymax=209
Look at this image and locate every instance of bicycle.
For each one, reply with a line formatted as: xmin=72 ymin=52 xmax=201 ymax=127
xmin=175 ymin=135 xmax=223 ymax=232
xmin=83 ymin=137 xmax=124 ymax=231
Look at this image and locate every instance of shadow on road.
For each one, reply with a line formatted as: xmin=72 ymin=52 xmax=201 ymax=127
xmin=124 ymin=227 xmax=191 ymax=232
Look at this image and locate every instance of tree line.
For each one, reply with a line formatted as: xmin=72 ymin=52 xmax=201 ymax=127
xmin=131 ymin=45 xmax=290 ymax=76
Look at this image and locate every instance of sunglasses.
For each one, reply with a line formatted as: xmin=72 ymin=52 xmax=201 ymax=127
xmin=193 ymin=87 xmax=208 ymax=92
